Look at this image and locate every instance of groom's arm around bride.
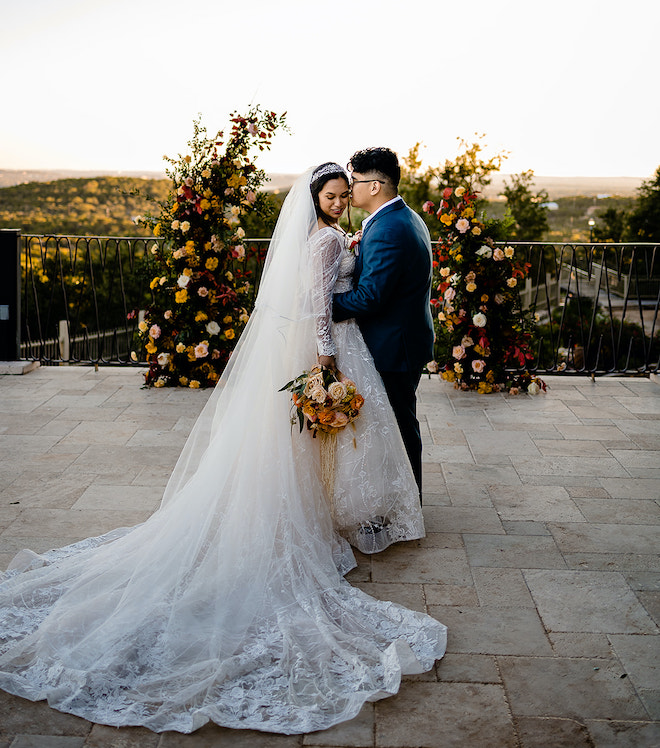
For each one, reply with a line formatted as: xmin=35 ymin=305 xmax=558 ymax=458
xmin=333 ymin=147 xmax=434 ymax=501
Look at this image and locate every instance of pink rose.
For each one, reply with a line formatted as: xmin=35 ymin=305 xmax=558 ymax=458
xmin=455 ymin=218 xmax=470 ymax=233
xmin=452 ymin=345 xmax=466 ymax=360
xmin=197 ymin=287 xmax=209 ymax=297
xmin=422 ymin=200 xmax=435 ymax=213
xmin=472 ymin=359 xmax=486 ymax=373
xmin=194 ymin=343 xmax=209 ymax=358
xmin=330 ymin=411 xmax=349 ymax=428
xmin=444 ymin=287 xmax=456 ymax=301
xmin=493 ymin=248 xmax=505 ymax=261
xmin=149 ymin=324 xmax=161 ymax=339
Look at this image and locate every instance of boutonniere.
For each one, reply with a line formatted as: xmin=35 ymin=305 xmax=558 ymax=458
xmin=347 ymin=230 xmax=362 ymax=255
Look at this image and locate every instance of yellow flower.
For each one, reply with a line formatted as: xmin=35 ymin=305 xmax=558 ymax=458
xmin=153 ymin=223 xmax=162 ymax=237
xmin=179 ymin=376 xmax=189 ymax=386
xmin=154 ymin=379 xmax=165 ymax=388
xmin=223 ymin=315 xmax=233 ymax=324
xmin=481 ymin=294 xmax=489 ymax=302
xmin=205 ymin=257 xmax=219 ymax=271
xmin=455 ymin=254 xmax=463 ymax=262
xmin=440 ymin=214 xmax=453 ymax=226
xmin=175 ymin=343 xmax=186 ymax=353
xmin=478 ymin=382 xmax=493 ymax=394
xmin=225 ymin=271 xmax=234 ymax=282
xmin=182 ymin=267 xmax=193 ymax=277
xmin=471 ymin=226 xmax=482 ymax=236
xmin=189 ymin=380 xmax=200 ymax=389
xmin=225 ymin=328 xmax=235 ymax=340
xmin=195 ymin=311 xmax=208 ymax=322
xmin=175 ymin=289 xmax=188 ymax=303
xmin=150 ymin=277 xmax=160 ymax=289
xmin=200 ymin=199 xmax=211 ymax=211
xmin=461 ymin=207 xmax=474 ymax=218
xmin=454 ymin=362 xmax=463 ymax=374
xmin=507 ymin=277 xmax=518 ymax=288
xmin=138 ymin=320 xmax=148 ymax=333
xmin=466 ymin=282 xmax=477 ymax=292
xmin=145 ymin=341 xmax=157 ymax=354
xmin=442 ymin=370 xmax=456 ymax=382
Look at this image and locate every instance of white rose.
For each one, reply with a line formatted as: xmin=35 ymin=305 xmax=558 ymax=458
xmin=181 ymin=221 xmax=191 ymax=233
xmin=171 ymin=220 xmax=180 ymax=230
xmin=177 ymin=274 xmax=190 ymax=288
xmin=328 ymin=381 xmax=348 ymax=402
xmin=310 ymin=386 xmax=327 ymax=404
xmin=476 ymin=246 xmax=492 ymax=258
xmin=472 ymin=313 xmax=487 ymax=328
xmin=528 ymin=382 xmax=540 ymax=395
xmin=235 ymin=227 xmax=245 ymax=239
xmin=157 ymin=353 xmax=170 ymax=367
xmin=206 ymin=321 xmax=221 ymax=336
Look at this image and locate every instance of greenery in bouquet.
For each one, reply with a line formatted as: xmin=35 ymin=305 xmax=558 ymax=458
xmin=424 ymin=186 xmax=545 ymax=394
xmin=132 ymin=106 xmax=287 ymax=387
xmin=280 ymin=366 xmax=365 ymax=436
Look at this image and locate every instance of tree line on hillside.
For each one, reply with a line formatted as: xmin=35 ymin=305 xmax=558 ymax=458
xmin=1 ymin=149 xmax=658 ymax=244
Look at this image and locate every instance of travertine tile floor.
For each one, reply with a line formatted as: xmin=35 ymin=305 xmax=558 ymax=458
xmin=0 ymin=367 xmax=658 ymax=747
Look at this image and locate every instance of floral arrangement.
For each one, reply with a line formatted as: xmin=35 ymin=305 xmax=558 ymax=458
xmin=280 ymin=365 xmax=365 ymax=435
xmin=131 ymin=107 xmax=287 ymax=387
xmin=423 ymin=186 xmax=545 ymax=394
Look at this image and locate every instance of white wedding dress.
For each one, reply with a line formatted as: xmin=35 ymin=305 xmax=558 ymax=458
xmin=0 ymin=169 xmax=446 ymax=735
xmin=309 ymin=226 xmax=424 ymax=552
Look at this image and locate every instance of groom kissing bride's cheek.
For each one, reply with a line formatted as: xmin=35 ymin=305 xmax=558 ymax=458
xmin=333 ymin=146 xmax=435 ymax=502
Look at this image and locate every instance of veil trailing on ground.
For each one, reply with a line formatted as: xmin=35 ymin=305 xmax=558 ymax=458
xmin=0 ymin=169 xmax=446 ymax=735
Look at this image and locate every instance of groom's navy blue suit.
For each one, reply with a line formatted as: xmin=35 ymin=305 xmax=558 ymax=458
xmin=333 ymin=198 xmax=434 ymax=499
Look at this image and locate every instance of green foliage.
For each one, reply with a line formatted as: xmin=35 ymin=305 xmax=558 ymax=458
xmin=0 ymin=177 xmax=170 ymax=236
xmin=593 ymin=207 xmax=628 ymax=242
xmin=135 ymin=106 xmax=287 ymax=388
xmin=627 ymin=166 xmax=660 ymax=241
xmin=501 ymin=169 xmax=549 ymax=241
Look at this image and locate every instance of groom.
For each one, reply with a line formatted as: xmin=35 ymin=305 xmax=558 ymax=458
xmin=333 ymin=147 xmax=434 ymax=502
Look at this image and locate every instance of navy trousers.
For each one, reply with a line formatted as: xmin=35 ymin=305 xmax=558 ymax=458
xmin=379 ymin=370 xmax=423 ymax=504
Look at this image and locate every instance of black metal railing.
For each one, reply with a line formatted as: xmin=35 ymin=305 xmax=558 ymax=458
xmin=19 ymin=234 xmax=271 ymax=365
xmin=16 ymin=234 xmax=660 ymax=374
xmin=508 ymin=242 xmax=659 ymax=375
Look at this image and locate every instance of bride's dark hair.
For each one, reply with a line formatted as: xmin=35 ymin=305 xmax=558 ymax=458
xmin=310 ymin=162 xmax=350 ymax=229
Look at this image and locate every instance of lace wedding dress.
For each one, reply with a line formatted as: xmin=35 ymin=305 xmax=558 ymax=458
xmin=309 ymin=226 xmax=424 ymax=552
xmin=0 ymin=169 xmax=447 ymax=735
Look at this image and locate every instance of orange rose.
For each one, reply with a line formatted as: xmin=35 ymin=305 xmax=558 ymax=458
xmin=302 ymin=403 xmax=317 ymax=422
xmin=350 ymin=394 xmax=365 ymax=410
xmin=330 ymin=411 xmax=349 ymax=428
xmin=317 ymin=409 xmax=335 ymax=425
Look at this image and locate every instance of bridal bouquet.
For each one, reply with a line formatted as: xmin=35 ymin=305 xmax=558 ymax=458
xmin=280 ymin=365 xmax=364 ymax=436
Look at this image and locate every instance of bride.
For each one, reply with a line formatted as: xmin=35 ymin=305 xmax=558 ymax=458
xmin=0 ymin=164 xmax=446 ymax=735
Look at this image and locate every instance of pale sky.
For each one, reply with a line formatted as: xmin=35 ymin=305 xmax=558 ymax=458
xmin=1 ymin=0 xmax=657 ymax=178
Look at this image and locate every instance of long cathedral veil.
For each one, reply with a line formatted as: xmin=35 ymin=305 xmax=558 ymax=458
xmin=0 ymin=168 xmax=446 ymax=734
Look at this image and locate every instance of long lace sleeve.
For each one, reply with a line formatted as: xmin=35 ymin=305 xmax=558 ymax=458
xmin=309 ymin=228 xmax=344 ymax=357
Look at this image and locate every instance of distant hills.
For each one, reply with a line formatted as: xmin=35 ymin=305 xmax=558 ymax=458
xmin=0 ymin=169 xmax=644 ymax=199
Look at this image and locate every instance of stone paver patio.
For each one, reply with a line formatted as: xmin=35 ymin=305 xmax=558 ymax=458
xmin=0 ymin=366 xmax=658 ymax=748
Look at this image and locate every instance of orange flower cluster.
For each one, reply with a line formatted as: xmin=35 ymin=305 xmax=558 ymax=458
xmin=424 ymin=186 xmax=545 ymax=395
xmin=132 ymin=107 xmax=286 ymax=388
xmin=281 ymin=365 xmax=364 ymax=436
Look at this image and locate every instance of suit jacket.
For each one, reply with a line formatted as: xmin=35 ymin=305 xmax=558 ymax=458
xmin=333 ymin=198 xmax=434 ymax=373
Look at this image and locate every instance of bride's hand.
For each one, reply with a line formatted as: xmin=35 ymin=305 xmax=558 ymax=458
xmin=317 ymin=355 xmax=336 ymax=371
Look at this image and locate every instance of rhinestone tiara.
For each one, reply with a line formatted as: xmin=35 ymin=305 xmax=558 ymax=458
xmin=311 ymin=163 xmax=349 ymax=184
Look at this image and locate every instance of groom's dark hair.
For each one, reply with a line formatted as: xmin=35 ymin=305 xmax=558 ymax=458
xmin=348 ymin=147 xmax=400 ymax=191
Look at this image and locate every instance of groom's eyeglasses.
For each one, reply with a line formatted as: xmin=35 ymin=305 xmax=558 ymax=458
xmin=350 ymin=179 xmax=385 ymax=186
